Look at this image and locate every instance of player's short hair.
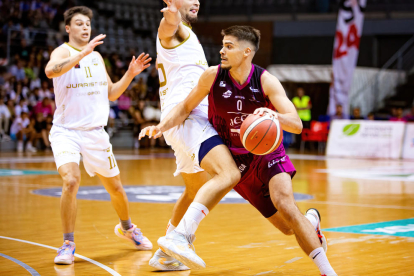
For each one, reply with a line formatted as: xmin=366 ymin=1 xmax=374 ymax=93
xmin=64 ymin=6 xmax=93 ymax=26
xmin=221 ymin=26 xmax=261 ymax=52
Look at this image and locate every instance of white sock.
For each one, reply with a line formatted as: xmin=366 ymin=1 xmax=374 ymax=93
xmin=175 ymin=202 xmax=209 ymax=236
xmin=166 ymin=220 xmax=176 ymax=234
xmin=309 ymin=247 xmax=336 ymax=275
xmin=305 ymin=212 xmax=318 ymax=230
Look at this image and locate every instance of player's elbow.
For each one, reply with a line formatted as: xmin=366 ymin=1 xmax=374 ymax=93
xmin=45 ymin=68 xmax=53 ymax=79
xmin=295 ymin=120 xmax=303 ymax=134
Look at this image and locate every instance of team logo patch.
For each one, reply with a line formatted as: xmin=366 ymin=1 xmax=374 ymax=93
xmin=250 ymin=86 xmax=260 ymax=92
xmin=220 ymin=81 xmax=226 ymax=87
xmin=32 ymin=185 xmax=313 ymax=203
xmin=92 ymin=58 xmax=99 ymax=66
xmin=74 ymin=64 xmax=80 ymax=69
xmin=223 ymin=90 xmax=232 ymax=98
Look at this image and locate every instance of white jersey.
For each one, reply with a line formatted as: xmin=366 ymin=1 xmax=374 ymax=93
xmin=52 ymin=43 xmax=109 ymax=130
xmin=156 ymin=23 xmax=209 ymax=115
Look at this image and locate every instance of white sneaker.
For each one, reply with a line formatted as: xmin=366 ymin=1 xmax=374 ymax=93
xmin=149 ymin=248 xmax=190 ymax=271
xmin=157 ymin=230 xmax=205 ymax=270
xmin=17 ymin=141 xmax=23 ymax=152
xmin=54 ymin=240 xmax=76 ymax=265
xmin=306 ymin=208 xmax=328 ymax=253
xmin=26 ymin=142 xmax=37 ymax=153
xmin=114 ymin=223 xmax=153 ymax=250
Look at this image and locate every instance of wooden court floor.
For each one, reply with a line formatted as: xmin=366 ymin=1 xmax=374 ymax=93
xmin=0 ymin=149 xmax=413 ymax=275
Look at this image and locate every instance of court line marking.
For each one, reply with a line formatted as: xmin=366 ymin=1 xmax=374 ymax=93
xmin=285 ymin=257 xmax=302 ymax=263
xmin=305 ymin=200 xmax=414 ymax=210
xmin=0 ymin=236 xmax=121 ymax=276
xmin=0 ymin=252 xmax=40 ymax=276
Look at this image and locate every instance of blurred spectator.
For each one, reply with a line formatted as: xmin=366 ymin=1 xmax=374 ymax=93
xmin=15 ymin=98 xmax=29 ymax=117
xmin=146 ymin=66 xmax=160 ymax=101
xmin=10 ymin=111 xmax=33 ymax=152
xmin=132 ymin=100 xmax=147 ymax=149
xmin=292 ymin=87 xmax=311 ymax=128
xmin=39 ymin=80 xmax=53 ymax=99
xmin=330 ymin=104 xmax=347 ymax=120
xmin=9 ymin=60 xmax=26 ymax=81
xmin=404 ymin=106 xmax=414 ymax=122
xmin=0 ymin=97 xmax=11 ymax=140
xmin=367 ymin=112 xmax=375 ymax=120
xmin=34 ymin=97 xmax=54 ymax=117
xmin=390 ymin=107 xmax=408 ymax=122
xmin=350 ymin=107 xmax=364 ymax=120
xmin=32 ymin=112 xmax=50 ymax=150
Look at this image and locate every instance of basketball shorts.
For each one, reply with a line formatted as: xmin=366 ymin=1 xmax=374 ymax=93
xmin=49 ymin=125 xmax=120 ymax=178
xmin=162 ymin=104 xmax=218 ymax=176
xmin=233 ymin=151 xmax=296 ymax=218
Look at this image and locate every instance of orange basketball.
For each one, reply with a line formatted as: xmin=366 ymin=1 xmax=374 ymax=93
xmin=240 ymin=113 xmax=283 ymax=155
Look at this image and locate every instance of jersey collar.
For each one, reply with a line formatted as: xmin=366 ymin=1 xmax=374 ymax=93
xmin=182 ymin=21 xmax=192 ymax=29
xmin=228 ymin=64 xmax=255 ymax=90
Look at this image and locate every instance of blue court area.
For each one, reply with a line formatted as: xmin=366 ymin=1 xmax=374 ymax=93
xmin=33 ymin=185 xmax=314 ymax=204
xmin=0 ymin=169 xmax=59 ymax=177
xmin=324 ymin=218 xmax=414 ymax=238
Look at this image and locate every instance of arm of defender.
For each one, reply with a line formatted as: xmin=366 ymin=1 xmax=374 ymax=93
xmin=139 ymin=66 xmax=218 ymax=139
xmin=158 ymin=0 xmax=189 ymax=44
xmin=255 ymin=71 xmax=303 ymax=134
xmin=45 ymin=34 xmax=106 ymax=79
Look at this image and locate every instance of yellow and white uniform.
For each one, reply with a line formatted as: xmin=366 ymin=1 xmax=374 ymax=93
xmin=50 ymin=43 xmax=119 ymax=177
xmin=156 ymin=23 xmax=218 ymax=176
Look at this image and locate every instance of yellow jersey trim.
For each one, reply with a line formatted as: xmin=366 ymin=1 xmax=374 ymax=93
xmin=65 ymin=42 xmax=81 ymax=52
xmin=159 ymin=33 xmax=191 ymax=50
xmin=182 ymin=21 xmax=192 ymax=29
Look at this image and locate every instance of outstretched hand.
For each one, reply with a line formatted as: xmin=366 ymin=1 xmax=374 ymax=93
xmin=82 ymin=34 xmax=106 ymax=56
xmin=127 ymin=53 xmax=152 ymax=77
xmin=161 ymin=0 xmax=183 ymax=13
xmin=138 ymin=125 xmax=163 ymax=140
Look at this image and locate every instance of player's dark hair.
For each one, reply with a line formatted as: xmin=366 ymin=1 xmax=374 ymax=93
xmin=64 ymin=6 xmax=93 ymax=26
xmin=221 ymin=26 xmax=261 ymax=51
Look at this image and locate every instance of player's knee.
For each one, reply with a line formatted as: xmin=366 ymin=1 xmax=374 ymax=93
xmin=62 ymin=176 xmax=80 ymax=194
xmin=280 ymin=227 xmax=294 ymax=236
xmin=277 ymin=200 xmax=297 ymax=223
xmin=108 ymin=184 xmax=125 ymax=197
xmin=225 ymin=168 xmax=241 ymax=187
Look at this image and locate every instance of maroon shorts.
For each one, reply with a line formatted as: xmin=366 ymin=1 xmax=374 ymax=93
xmin=232 ymin=151 xmax=296 ymax=218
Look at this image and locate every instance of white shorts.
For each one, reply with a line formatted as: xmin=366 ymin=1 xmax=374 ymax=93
xmin=49 ymin=125 xmax=120 ymax=178
xmin=162 ymin=104 xmax=218 ymax=177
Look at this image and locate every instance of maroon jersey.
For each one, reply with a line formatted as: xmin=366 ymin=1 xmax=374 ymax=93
xmin=208 ymin=64 xmax=284 ymax=155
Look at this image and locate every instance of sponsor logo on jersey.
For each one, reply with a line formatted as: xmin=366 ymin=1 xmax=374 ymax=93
xmin=235 ymin=96 xmax=245 ymax=99
xmin=196 ymin=60 xmax=208 ymax=66
xmin=75 ymin=64 xmax=80 ymax=69
xmin=228 ymin=111 xmax=250 ymax=127
xmin=250 ymin=86 xmax=260 ymax=92
xmin=268 ymin=156 xmax=286 ymax=168
xmin=223 ymin=90 xmax=232 ymax=98
xmin=220 ymin=81 xmax=226 ymax=87
xmin=66 ymin=81 xmax=108 ymax=89
xmin=238 ymin=164 xmax=247 ymax=173
xmin=92 ymin=58 xmax=99 ymax=66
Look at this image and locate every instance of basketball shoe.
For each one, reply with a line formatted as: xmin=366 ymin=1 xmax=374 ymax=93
xmin=54 ymin=240 xmax=75 ymax=265
xmin=157 ymin=230 xmax=205 ymax=270
xmin=114 ymin=223 xmax=153 ymax=250
xmin=149 ymin=248 xmax=190 ymax=271
xmin=306 ymin=208 xmax=328 ymax=252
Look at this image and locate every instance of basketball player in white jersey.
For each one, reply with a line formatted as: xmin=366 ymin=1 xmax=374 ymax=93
xmin=147 ymin=0 xmax=242 ymax=271
xmin=45 ymin=6 xmax=153 ymax=265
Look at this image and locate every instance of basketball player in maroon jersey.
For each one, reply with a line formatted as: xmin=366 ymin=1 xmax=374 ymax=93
xmin=140 ymin=26 xmax=337 ymax=275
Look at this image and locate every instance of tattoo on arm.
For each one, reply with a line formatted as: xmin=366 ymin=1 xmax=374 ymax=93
xmin=52 ymin=59 xmax=71 ymax=73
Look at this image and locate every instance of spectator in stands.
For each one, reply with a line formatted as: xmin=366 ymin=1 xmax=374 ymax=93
xmin=367 ymin=112 xmax=375 ymax=120
xmin=132 ymin=99 xmax=147 ymax=149
xmin=9 ymin=60 xmax=26 ymax=81
xmin=15 ymin=98 xmax=29 ymax=117
xmin=10 ymin=111 xmax=34 ymax=152
xmin=146 ymin=66 xmax=160 ymax=101
xmin=404 ymin=106 xmax=414 ymax=122
xmin=350 ymin=107 xmax=364 ymax=120
xmin=31 ymin=112 xmax=49 ymax=150
xmin=28 ymin=87 xmax=42 ymax=107
xmin=390 ymin=107 xmax=408 ymax=122
xmin=330 ymin=104 xmax=347 ymax=120
xmin=292 ymin=86 xmax=311 ymax=128
xmin=34 ymin=97 xmax=54 ymax=118
xmin=39 ymin=80 xmax=53 ymax=99
xmin=6 ymin=99 xmax=16 ymax=120
xmin=0 ymin=97 xmax=11 ymax=140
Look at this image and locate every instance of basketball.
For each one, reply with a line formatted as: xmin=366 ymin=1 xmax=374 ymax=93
xmin=240 ymin=113 xmax=283 ymax=155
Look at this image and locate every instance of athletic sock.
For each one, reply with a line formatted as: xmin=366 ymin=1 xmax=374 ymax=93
xmin=175 ymin=202 xmax=209 ymax=236
xmin=305 ymin=212 xmax=318 ymax=230
xmin=120 ymin=218 xmax=133 ymax=231
xmin=309 ymin=247 xmax=336 ymax=275
xmin=166 ymin=220 xmax=176 ymax=234
xmin=63 ymin=232 xmax=74 ymax=242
